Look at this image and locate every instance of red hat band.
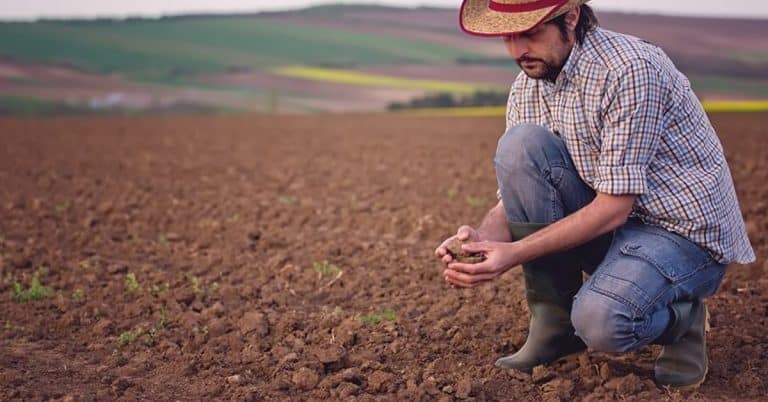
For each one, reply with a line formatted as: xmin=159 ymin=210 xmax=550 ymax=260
xmin=488 ymin=0 xmax=569 ymax=13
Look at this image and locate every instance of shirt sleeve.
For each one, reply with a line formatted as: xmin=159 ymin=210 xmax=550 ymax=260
xmin=593 ymin=59 xmax=667 ymax=195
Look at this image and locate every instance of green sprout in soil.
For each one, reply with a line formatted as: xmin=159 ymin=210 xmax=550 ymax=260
xmin=313 ymin=260 xmax=341 ymax=278
xmin=149 ymin=282 xmax=170 ymax=297
xmin=277 ymin=195 xmax=297 ymax=205
xmin=12 ymin=274 xmax=52 ymax=302
xmin=190 ymin=276 xmax=202 ymax=294
xmin=465 ymin=195 xmax=486 ymax=207
xmin=358 ymin=308 xmax=397 ymax=325
xmin=186 ymin=276 xmax=217 ymax=295
xmin=117 ymin=326 xmax=161 ymax=347
xmin=125 ymin=273 xmax=140 ymax=292
xmin=72 ymin=288 xmax=85 ymax=301
xmin=118 ymin=329 xmax=140 ymax=346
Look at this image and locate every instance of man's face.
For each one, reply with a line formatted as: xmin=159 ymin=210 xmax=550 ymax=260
xmin=502 ymin=17 xmax=576 ymax=81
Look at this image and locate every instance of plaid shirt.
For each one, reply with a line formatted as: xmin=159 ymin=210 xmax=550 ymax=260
xmin=505 ymin=28 xmax=755 ymax=264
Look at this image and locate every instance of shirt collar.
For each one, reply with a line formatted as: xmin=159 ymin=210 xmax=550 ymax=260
xmin=540 ymin=38 xmax=583 ymax=94
xmin=559 ymin=40 xmax=582 ymax=83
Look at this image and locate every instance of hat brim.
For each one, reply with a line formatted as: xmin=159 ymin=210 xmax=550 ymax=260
xmin=460 ymin=0 xmax=583 ymax=37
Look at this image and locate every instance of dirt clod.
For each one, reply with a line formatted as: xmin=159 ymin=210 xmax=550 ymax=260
xmin=238 ymin=312 xmax=269 ymax=336
xmin=292 ymin=367 xmax=320 ymax=391
xmin=445 ymin=238 xmax=486 ymax=264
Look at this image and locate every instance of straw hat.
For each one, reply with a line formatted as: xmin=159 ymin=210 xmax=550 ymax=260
xmin=460 ymin=0 xmax=590 ymax=36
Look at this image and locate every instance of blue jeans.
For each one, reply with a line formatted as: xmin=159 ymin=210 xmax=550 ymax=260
xmin=495 ymin=124 xmax=726 ymax=353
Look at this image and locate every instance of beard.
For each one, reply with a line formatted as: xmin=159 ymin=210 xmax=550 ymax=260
xmin=516 ymin=56 xmax=564 ymax=82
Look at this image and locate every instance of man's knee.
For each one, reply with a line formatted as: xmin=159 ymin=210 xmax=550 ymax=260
xmin=495 ymin=124 xmax=558 ymax=171
xmin=571 ymin=288 xmax=636 ymax=353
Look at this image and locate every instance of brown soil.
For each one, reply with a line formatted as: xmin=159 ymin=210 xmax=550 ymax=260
xmin=0 ymin=113 xmax=766 ymax=401
xmin=445 ymin=238 xmax=485 ymax=265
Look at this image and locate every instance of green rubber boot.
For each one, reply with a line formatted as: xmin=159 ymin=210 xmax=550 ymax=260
xmin=494 ymin=223 xmax=586 ymax=373
xmin=654 ymin=299 xmax=709 ymax=389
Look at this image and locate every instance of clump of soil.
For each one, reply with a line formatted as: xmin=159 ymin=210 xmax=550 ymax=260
xmin=445 ymin=238 xmax=486 ymax=264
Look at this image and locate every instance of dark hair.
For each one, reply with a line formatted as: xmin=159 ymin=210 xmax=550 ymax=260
xmin=550 ymin=4 xmax=598 ymax=45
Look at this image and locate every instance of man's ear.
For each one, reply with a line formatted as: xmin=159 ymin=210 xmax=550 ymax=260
xmin=564 ymin=6 xmax=580 ymax=31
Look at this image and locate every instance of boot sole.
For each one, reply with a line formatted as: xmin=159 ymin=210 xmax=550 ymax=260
xmin=495 ymin=349 xmax=587 ymax=374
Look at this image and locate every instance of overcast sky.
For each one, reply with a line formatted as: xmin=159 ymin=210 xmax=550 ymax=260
xmin=2 ymin=0 xmax=767 ymax=20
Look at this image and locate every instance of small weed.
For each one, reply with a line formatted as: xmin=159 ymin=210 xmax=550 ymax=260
xmin=210 ymin=282 xmax=220 ymax=293
xmin=149 ymin=282 xmax=170 ymax=297
xmin=447 ymin=188 xmax=458 ymax=199
xmin=4 ymin=321 xmax=11 ymax=330
xmin=72 ymin=288 xmax=85 ymax=301
xmin=313 ymin=260 xmax=341 ymax=278
xmin=12 ymin=274 xmax=52 ymax=302
xmin=125 ymin=273 xmax=140 ymax=292
xmin=465 ymin=195 xmax=486 ymax=207
xmin=117 ymin=327 xmax=151 ymax=347
xmin=321 ymin=305 xmax=343 ymax=318
xmin=193 ymin=325 xmax=209 ymax=336
xmin=190 ymin=276 xmax=202 ymax=294
xmin=227 ymin=213 xmax=240 ymax=223
xmin=117 ymin=330 xmax=137 ymax=346
xmin=78 ymin=259 xmax=92 ymax=269
xmin=55 ymin=201 xmax=71 ymax=213
xmin=277 ymin=195 xmax=297 ymax=205
xmin=358 ymin=308 xmax=397 ymax=325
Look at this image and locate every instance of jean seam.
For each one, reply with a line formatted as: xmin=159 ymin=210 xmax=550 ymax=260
xmin=589 ymin=274 xmax=644 ymax=318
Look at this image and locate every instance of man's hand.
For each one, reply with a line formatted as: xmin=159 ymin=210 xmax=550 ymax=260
xmin=443 ymin=241 xmax=520 ymax=288
xmin=434 ymin=225 xmax=481 ymax=265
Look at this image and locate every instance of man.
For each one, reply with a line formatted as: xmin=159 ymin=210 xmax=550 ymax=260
xmin=435 ymin=0 xmax=755 ymax=389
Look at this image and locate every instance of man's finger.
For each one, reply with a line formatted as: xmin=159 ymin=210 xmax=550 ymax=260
xmin=444 ymin=272 xmax=474 ymax=288
xmin=461 ymin=241 xmax=492 ymax=254
xmin=448 ymin=261 xmax=494 ymax=275
xmin=435 ymin=246 xmax=446 ymax=257
xmin=456 ymin=226 xmax=472 ymax=240
xmin=444 ymin=269 xmax=495 ymax=287
xmin=442 ymin=254 xmax=453 ymax=264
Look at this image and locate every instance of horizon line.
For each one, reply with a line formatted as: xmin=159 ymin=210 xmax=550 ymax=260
xmin=1 ymin=4 xmax=767 ymax=23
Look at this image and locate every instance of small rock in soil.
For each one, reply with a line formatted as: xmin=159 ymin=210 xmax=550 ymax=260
xmin=280 ymin=352 xmax=299 ymax=365
xmin=314 ymin=346 xmax=344 ymax=364
xmin=422 ymin=376 xmax=440 ymax=396
xmin=455 ymin=377 xmax=473 ymax=399
xmin=336 ymin=382 xmax=360 ymax=398
xmin=532 ymin=366 xmax=555 ymax=383
xmin=541 ymin=378 xmax=575 ymax=398
xmin=598 ymin=362 xmax=611 ymax=382
xmin=292 ymin=367 xmax=320 ymax=391
xmin=341 ymin=367 xmax=362 ymax=383
xmin=238 ymin=311 xmax=269 ymax=336
xmin=92 ymin=319 xmax=114 ymax=336
xmin=604 ymin=373 xmax=642 ymax=393
xmin=367 ymin=370 xmax=393 ymax=393
xmin=226 ymin=374 xmax=243 ymax=385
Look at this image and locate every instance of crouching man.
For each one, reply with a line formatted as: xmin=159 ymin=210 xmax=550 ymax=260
xmin=435 ymin=0 xmax=755 ymax=389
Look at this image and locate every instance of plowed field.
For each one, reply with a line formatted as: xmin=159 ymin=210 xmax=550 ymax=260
xmin=1 ymin=113 xmax=766 ymax=401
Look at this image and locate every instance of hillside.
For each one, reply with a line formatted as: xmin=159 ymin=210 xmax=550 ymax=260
xmin=0 ymin=5 xmax=767 ymax=114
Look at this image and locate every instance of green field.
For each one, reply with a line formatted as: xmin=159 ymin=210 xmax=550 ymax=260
xmin=0 ymin=16 xmax=487 ymax=81
xmin=0 ymin=6 xmax=767 ymax=115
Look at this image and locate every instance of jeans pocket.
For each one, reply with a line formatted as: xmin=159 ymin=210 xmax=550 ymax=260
xmin=618 ymin=230 xmax=711 ymax=284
